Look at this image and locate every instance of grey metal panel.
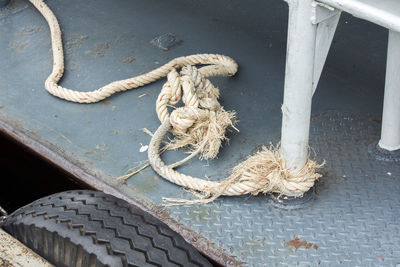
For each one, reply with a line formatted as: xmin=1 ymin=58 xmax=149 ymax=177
xmin=0 ymin=0 xmax=398 ymax=266
xmin=173 ymin=111 xmax=398 ymax=266
xmin=319 ymin=0 xmax=400 ymax=32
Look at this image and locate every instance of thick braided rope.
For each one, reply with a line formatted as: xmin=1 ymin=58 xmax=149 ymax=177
xmin=149 ymin=121 xmax=321 ymax=198
xmin=29 ymin=0 xmax=238 ymax=103
xmin=30 ymin=0 xmax=323 ymax=203
xmin=156 ymin=66 xmax=219 ymax=126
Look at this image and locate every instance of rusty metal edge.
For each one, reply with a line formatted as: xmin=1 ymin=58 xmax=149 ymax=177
xmin=0 ymin=229 xmax=53 ymax=267
xmin=0 ymin=113 xmax=243 ymax=267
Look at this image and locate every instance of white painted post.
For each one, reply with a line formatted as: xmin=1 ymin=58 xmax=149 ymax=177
xmin=378 ymin=30 xmax=400 ymax=151
xmin=281 ymin=0 xmax=317 ymax=170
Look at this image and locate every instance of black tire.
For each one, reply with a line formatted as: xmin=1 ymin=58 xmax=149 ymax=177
xmin=0 ymin=190 xmax=211 ymax=267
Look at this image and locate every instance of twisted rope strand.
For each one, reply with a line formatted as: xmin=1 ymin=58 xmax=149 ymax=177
xmin=29 ymin=0 xmax=238 ymax=103
xmin=148 ymin=121 xmax=324 ymax=205
xmin=29 ymin=0 xmax=324 ymax=205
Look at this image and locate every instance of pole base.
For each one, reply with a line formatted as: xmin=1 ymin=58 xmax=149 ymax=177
xmin=368 ymin=141 xmax=400 ymax=162
xmin=270 ymin=186 xmax=315 ymax=210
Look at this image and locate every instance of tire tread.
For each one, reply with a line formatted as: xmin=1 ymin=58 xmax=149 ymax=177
xmin=1 ymin=190 xmax=210 ymax=267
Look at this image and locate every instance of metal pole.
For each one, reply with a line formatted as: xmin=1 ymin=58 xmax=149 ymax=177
xmin=281 ymin=0 xmax=317 ymax=170
xmin=378 ymin=30 xmax=400 ymax=151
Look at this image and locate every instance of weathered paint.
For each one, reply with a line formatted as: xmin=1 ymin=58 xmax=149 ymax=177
xmin=0 ymin=115 xmax=242 ymax=267
xmin=0 ymin=229 xmax=53 ymax=267
xmin=281 ymin=0 xmax=316 ymax=170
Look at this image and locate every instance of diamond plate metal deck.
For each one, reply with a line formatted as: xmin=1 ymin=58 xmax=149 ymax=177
xmin=1 ymin=0 xmax=399 ymax=266
xmin=168 ymin=111 xmax=400 ymax=266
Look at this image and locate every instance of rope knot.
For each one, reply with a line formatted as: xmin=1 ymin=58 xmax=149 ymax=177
xmin=170 ymin=107 xmax=201 ymax=133
xmin=25 ymin=0 xmax=324 ymax=206
xmin=156 ymin=65 xmax=237 ymax=160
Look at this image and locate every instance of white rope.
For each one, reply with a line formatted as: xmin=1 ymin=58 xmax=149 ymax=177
xmin=28 ymin=0 xmax=238 ymax=103
xmin=148 ymin=120 xmax=324 ymax=205
xmin=29 ymin=0 xmax=324 ymax=205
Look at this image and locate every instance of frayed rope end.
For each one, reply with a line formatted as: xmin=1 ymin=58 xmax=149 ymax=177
xmin=163 ymin=145 xmax=325 ymax=205
xmin=166 ymin=107 xmax=238 ymax=160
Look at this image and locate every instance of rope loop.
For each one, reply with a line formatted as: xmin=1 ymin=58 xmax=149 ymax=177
xmin=156 ymin=65 xmax=224 ymax=135
xmin=29 ymin=0 xmax=324 ymax=205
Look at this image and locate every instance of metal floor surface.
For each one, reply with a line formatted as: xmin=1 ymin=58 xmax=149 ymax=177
xmin=0 ymin=0 xmax=399 ymax=266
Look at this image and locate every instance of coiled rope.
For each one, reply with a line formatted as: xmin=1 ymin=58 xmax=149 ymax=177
xmin=29 ymin=0 xmax=324 ymax=205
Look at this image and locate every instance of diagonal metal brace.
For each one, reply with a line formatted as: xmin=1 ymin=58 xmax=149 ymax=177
xmin=311 ymin=1 xmax=341 ymax=94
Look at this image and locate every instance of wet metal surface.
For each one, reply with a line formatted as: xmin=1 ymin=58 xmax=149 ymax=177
xmin=0 ymin=0 xmax=398 ymax=266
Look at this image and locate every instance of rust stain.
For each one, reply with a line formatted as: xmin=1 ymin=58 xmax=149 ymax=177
xmin=85 ymin=151 xmax=93 ymax=155
xmin=16 ymin=26 xmax=42 ymax=36
xmin=10 ymin=42 xmax=28 ymax=53
xmin=109 ymin=130 xmax=119 ymax=136
xmin=101 ymin=101 xmax=110 ymax=106
xmin=85 ymin=34 xmax=135 ymax=59
xmin=85 ymin=41 xmax=112 ymax=58
xmin=286 ymin=237 xmax=318 ymax=251
xmin=18 ymin=43 xmax=28 ymax=52
xmin=122 ymin=56 xmax=136 ymax=64
xmin=66 ymin=63 xmax=80 ymax=72
xmin=65 ymin=35 xmax=89 ymax=49
xmin=0 ymin=106 xmax=3 ymax=110
xmin=88 ymin=121 xmax=92 ymax=124
xmin=372 ymin=118 xmax=382 ymax=124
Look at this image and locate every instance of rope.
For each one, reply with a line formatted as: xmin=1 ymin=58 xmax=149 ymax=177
xmin=28 ymin=0 xmax=238 ymax=103
xmin=29 ymin=0 xmax=324 ymax=205
xmin=149 ymin=120 xmax=324 ymax=205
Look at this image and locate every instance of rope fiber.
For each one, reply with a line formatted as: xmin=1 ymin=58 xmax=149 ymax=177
xmin=29 ymin=0 xmax=324 ymax=205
